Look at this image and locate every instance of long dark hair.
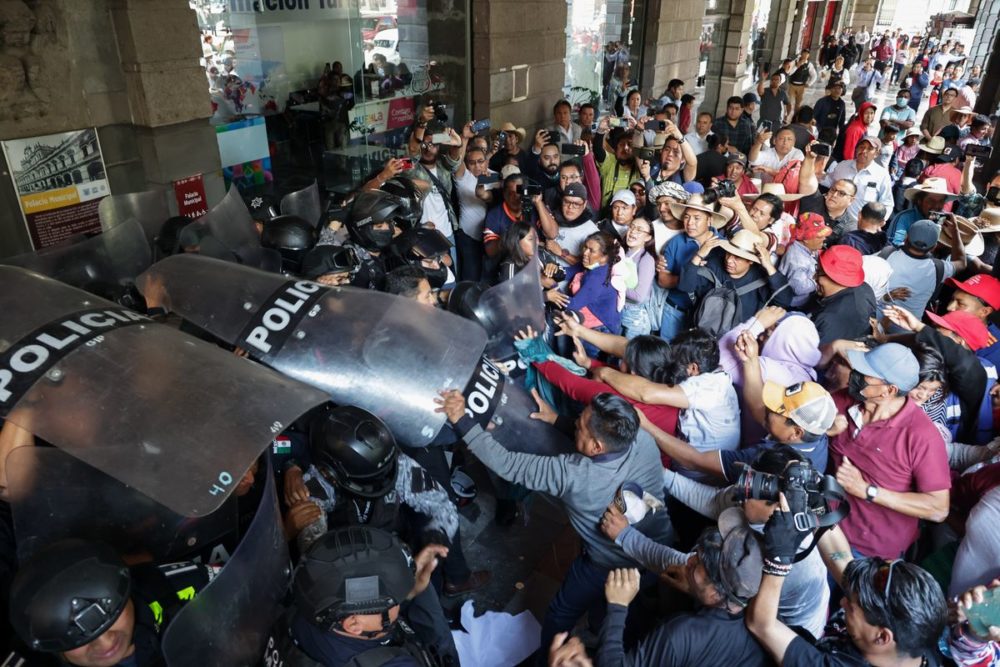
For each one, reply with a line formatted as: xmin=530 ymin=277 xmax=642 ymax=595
xmin=584 ymin=231 xmax=620 ymax=286
xmin=624 ymin=335 xmax=671 ymax=383
xmin=501 ymin=221 xmax=535 ymax=268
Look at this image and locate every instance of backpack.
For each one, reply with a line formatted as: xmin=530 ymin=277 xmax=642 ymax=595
xmin=691 ymin=267 xmax=767 ymax=337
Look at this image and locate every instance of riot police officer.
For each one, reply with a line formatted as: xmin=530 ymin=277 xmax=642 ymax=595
xmin=341 ymin=190 xmax=404 ymax=290
xmin=272 ymin=526 xmax=452 ymax=666
xmin=261 ymin=215 xmax=319 ymax=275
xmin=384 ymin=228 xmax=455 ymax=289
xmin=8 ymin=539 xmax=214 ymax=667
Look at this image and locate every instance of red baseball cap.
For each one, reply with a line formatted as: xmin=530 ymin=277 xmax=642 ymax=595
xmin=792 ymin=212 xmax=832 ymax=241
xmin=946 ymin=274 xmax=1000 ymax=310
xmin=818 ymin=245 xmax=865 ymax=288
xmin=925 ymin=310 xmax=990 ymax=350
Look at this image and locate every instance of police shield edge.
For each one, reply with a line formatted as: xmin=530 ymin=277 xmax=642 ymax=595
xmin=477 ymin=257 xmax=547 ymax=366
xmin=1 ymin=217 xmax=152 ymax=294
xmin=194 ymin=185 xmax=263 ymax=256
xmin=6 ymin=447 xmax=237 ymax=563
xmin=139 ymin=254 xmax=573 ymax=454
xmin=98 ymin=189 xmax=172 ymax=244
xmin=279 ymin=180 xmax=323 ymax=229
xmin=163 ymin=459 xmax=288 ymax=667
xmin=0 ymin=266 xmax=330 ymax=516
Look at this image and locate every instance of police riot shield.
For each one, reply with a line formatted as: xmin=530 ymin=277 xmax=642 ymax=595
xmin=0 ymin=266 xmax=330 ymax=516
xmin=6 ymin=447 xmax=237 ymax=563
xmin=138 ymin=255 xmax=575 ymax=455
xmin=478 ymin=258 xmax=546 ymax=362
xmin=163 ymin=458 xmax=288 ymax=667
xmin=195 ymin=186 xmax=261 ymax=256
xmin=1 ymin=218 xmax=152 ymax=294
xmin=279 ymin=180 xmax=323 ymax=229
xmin=98 ymin=189 xmax=172 ymax=243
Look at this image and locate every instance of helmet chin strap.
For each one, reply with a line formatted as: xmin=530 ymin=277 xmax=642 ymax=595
xmin=358 ymin=609 xmax=394 ymax=639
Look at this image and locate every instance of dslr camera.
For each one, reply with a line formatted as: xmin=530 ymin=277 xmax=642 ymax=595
xmin=703 ymin=179 xmax=736 ymax=205
xmin=520 ymin=181 xmax=544 ymax=213
xmin=425 ymin=98 xmax=448 ymax=122
xmin=734 ymin=459 xmax=849 ymax=531
xmin=635 ymin=147 xmax=658 ymax=162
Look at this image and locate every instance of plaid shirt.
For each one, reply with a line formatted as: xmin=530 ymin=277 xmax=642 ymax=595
xmin=711 ymin=115 xmax=757 ymax=155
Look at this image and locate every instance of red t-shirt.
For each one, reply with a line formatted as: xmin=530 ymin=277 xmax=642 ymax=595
xmin=829 ymin=390 xmax=951 ymax=559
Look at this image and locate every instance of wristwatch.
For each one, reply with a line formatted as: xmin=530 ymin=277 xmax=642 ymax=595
xmin=678 ymin=136 xmax=686 ymax=144
xmin=865 ymin=484 xmax=879 ymax=502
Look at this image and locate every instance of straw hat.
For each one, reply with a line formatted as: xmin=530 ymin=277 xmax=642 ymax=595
xmin=718 ymin=229 xmax=763 ymax=263
xmin=973 ymin=207 xmax=1000 ymax=234
xmin=741 ymin=182 xmax=806 ymax=202
xmin=918 ymin=136 xmax=946 ymax=155
xmin=668 ymin=194 xmax=730 ymax=227
xmin=938 ymin=215 xmax=985 ymax=257
xmin=498 ymin=122 xmax=526 ymax=140
xmin=903 ymin=177 xmax=957 ymax=202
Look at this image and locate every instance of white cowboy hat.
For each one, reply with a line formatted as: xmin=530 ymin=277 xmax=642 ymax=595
xmin=741 ymin=182 xmax=806 ymax=202
xmin=903 ymin=177 xmax=958 ymax=202
xmin=718 ymin=229 xmax=763 ymax=263
xmin=668 ymin=194 xmax=731 ymax=227
xmin=938 ymin=215 xmax=985 ymax=257
xmin=498 ymin=122 xmax=526 ymax=140
xmin=973 ymin=207 xmax=1000 ymax=234
xmin=918 ymin=136 xmax=946 ymax=155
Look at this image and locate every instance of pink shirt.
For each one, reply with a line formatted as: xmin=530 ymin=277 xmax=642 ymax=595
xmin=829 ymin=391 xmax=951 ymax=559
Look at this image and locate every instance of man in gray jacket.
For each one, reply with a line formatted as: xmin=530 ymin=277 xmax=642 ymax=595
xmin=435 ymin=390 xmax=673 ymax=655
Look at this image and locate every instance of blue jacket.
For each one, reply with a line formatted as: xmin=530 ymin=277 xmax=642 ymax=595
xmin=565 ymin=263 xmax=622 ymax=333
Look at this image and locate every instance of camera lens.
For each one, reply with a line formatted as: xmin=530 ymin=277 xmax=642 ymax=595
xmin=735 ymin=466 xmax=781 ymax=502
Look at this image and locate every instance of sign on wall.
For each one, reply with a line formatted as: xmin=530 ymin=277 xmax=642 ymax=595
xmin=173 ymin=174 xmax=210 ymax=219
xmin=2 ymin=128 xmax=110 ymax=250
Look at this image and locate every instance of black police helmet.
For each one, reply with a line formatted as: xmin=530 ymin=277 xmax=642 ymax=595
xmin=261 ymin=215 xmax=319 ymax=274
xmin=9 ymin=539 xmax=131 ymax=653
xmin=293 ymin=526 xmax=414 ymax=631
xmin=309 ymin=406 xmax=398 ymax=498
xmin=385 ymin=228 xmax=454 ymax=287
xmin=347 ymin=191 xmax=403 ymax=251
xmin=243 ymin=192 xmax=280 ymax=224
xmin=380 ymin=176 xmax=424 ymax=230
xmin=447 ymin=281 xmax=495 ymax=331
xmin=300 ymin=245 xmax=360 ymax=281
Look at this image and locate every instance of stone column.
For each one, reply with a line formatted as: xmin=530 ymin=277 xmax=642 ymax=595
xmin=847 ymin=0 xmax=882 ymax=33
xmin=703 ymin=0 xmax=755 ymax=116
xmin=764 ymin=0 xmax=798 ymax=68
xmin=639 ymin=0 xmax=703 ymax=98
xmin=471 ymin=0 xmax=566 ymax=130
xmin=107 ymin=0 xmax=222 ymax=202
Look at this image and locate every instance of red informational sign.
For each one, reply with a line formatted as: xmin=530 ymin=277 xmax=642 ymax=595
xmin=173 ymin=174 xmax=209 ymax=218
xmin=387 ymin=97 xmax=416 ymax=130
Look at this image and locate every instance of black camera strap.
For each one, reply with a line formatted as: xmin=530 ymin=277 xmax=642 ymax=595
xmin=791 ymin=474 xmax=851 ymax=563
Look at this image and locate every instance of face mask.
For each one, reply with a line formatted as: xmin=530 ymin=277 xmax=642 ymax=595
xmin=367 ymin=227 xmax=394 ymax=249
xmin=896 ymin=97 xmax=907 ymax=108
xmin=584 ymin=262 xmax=601 ymax=270
xmin=422 ymin=263 xmax=449 ymax=288
xmin=847 ymin=369 xmax=871 ymax=403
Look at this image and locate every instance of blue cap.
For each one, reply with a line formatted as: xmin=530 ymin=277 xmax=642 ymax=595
xmin=683 ymin=181 xmax=705 ymax=195
xmin=907 ymin=219 xmax=941 ymax=251
xmin=845 ymin=343 xmax=920 ymax=392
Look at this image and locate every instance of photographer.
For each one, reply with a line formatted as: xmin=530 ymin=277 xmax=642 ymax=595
xmin=885 ymin=178 xmax=957 ymax=247
xmin=526 ymin=131 xmax=564 ymax=190
xmin=720 ymin=152 xmax=760 ymax=197
xmin=487 ymin=122 xmax=530 ymax=173
xmin=647 ymin=124 xmax=698 ymax=186
xmin=604 ymin=446 xmax=831 ymax=639
xmin=482 ymin=173 xmax=541 ymax=260
xmin=454 ymin=143 xmax=493 ymax=281
xmin=748 ymin=502 xmax=948 ymax=666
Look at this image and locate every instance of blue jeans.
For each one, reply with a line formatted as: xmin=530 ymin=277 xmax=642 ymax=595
xmin=659 ymin=301 xmax=688 ymax=342
xmin=621 ymin=303 xmax=651 ymax=339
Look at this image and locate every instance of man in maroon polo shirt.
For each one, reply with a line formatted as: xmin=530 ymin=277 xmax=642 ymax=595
xmin=830 ymin=342 xmax=951 ymax=559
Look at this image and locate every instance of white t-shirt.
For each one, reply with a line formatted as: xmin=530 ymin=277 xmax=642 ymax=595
xmin=752 ymin=147 xmax=805 ymax=183
xmin=553 ymin=220 xmax=600 ymax=265
xmin=419 ymin=165 xmax=454 ymax=241
xmin=455 ymin=169 xmax=488 ymax=240
xmin=651 ymin=221 xmax=683 ymax=256
xmin=676 ymin=371 xmax=741 ymax=481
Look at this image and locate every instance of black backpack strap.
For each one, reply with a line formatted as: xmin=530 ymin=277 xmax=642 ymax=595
xmin=929 ymin=258 xmax=946 ymax=307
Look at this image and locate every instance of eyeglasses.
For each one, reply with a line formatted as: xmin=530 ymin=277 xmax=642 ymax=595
xmin=627 ymin=224 xmax=652 ymax=235
xmin=874 ymin=559 xmax=901 ymax=599
xmin=828 ymin=188 xmax=853 ymax=197
xmin=563 ymin=199 xmax=586 ymax=209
